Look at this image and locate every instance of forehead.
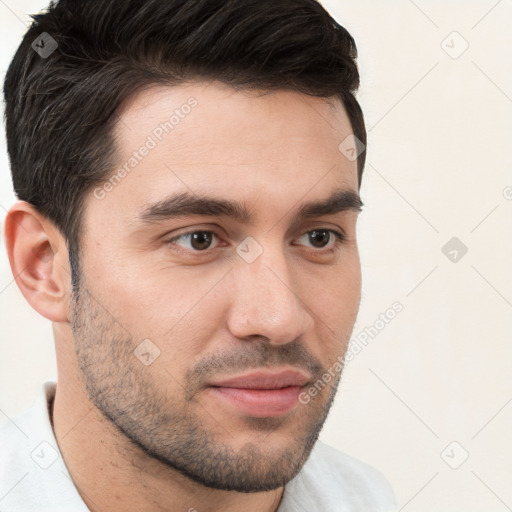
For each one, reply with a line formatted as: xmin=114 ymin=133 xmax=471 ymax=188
xmin=114 ymin=80 xmax=354 ymax=168
xmin=117 ymin=80 xmax=349 ymax=136
xmin=86 ymin=81 xmax=358 ymax=229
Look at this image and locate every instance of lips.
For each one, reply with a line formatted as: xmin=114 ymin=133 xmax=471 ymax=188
xmin=207 ymin=369 xmax=311 ymax=417
xmin=209 ymin=369 xmax=310 ymax=389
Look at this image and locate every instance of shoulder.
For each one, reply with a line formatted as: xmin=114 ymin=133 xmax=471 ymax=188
xmin=311 ymin=440 xmax=396 ymax=503
xmin=0 ymin=395 xmax=38 ymax=472
xmin=0 ymin=382 xmax=88 ymax=512
xmin=281 ymin=440 xmax=397 ymax=512
xmin=0 ymin=393 xmax=46 ymax=509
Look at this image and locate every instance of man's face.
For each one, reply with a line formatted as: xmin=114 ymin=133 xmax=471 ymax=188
xmin=70 ymin=81 xmax=362 ymax=492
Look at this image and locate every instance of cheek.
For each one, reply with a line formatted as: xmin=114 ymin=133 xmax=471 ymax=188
xmin=305 ymin=259 xmax=361 ymax=355
xmin=93 ymin=263 xmax=230 ymax=364
xmin=305 ymin=252 xmax=361 ymax=316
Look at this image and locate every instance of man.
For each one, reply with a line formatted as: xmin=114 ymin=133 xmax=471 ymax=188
xmin=0 ymin=0 xmax=397 ymax=510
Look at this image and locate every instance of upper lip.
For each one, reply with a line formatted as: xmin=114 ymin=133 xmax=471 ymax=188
xmin=208 ymin=368 xmax=311 ymax=390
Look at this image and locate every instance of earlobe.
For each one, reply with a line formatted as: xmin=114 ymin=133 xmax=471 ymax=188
xmin=4 ymin=201 xmax=70 ymax=323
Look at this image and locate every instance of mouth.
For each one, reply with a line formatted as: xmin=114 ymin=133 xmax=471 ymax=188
xmin=209 ymin=368 xmax=310 ymax=389
xmin=207 ymin=368 xmax=311 ymax=418
xmin=208 ymin=386 xmax=305 ymax=418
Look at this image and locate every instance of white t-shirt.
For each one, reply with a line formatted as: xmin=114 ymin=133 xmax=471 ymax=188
xmin=0 ymin=382 xmax=397 ymax=511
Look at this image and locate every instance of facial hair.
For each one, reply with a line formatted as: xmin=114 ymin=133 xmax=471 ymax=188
xmin=69 ymin=277 xmax=346 ymax=493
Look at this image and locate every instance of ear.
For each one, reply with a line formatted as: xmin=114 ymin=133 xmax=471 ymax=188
xmin=3 ymin=201 xmax=71 ymax=322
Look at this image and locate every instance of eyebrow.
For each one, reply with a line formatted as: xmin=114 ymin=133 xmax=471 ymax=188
xmin=138 ymin=188 xmax=363 ymax=225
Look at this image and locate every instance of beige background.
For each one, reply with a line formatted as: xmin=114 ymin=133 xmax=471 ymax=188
xmin=1 ymin=1 xmax=511 ymax=510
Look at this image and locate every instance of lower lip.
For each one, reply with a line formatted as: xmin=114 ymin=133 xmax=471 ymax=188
xmin=208 ymin=386 xmax=303 ymax=417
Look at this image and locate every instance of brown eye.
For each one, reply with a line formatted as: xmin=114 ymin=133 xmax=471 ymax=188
xmin=309 ymin=230 xmax=331 ymax=248
xmin=168 ymin=231 xmax=219 ymax=251
xmin=296 ymin=229 xmax=345 ymax=250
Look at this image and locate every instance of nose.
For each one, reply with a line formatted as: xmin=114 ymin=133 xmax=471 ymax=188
xmin=226 ymin=242 xmax=315 ymax=345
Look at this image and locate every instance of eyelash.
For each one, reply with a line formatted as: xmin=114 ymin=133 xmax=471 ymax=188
xmin=166 ymin=228 xmax=347 ymax=254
